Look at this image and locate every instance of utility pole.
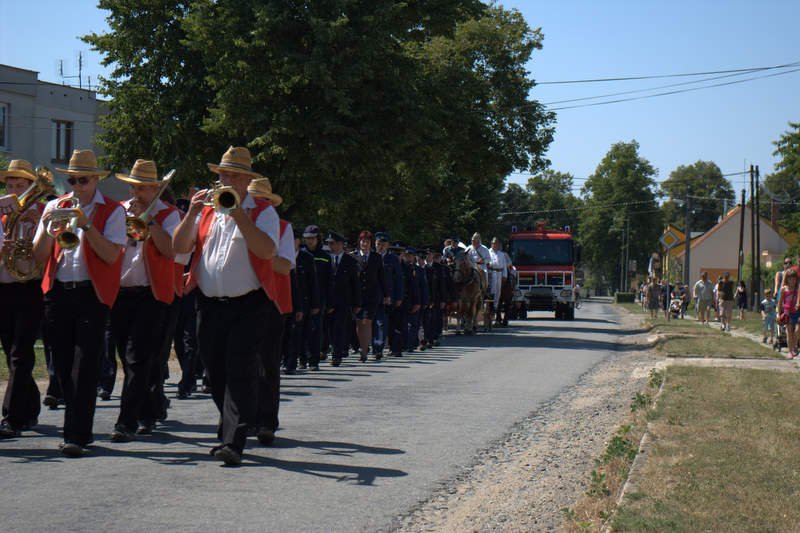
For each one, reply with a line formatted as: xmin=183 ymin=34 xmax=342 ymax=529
xmin=619 ymin=220 xmax=625 ymax=292
xmin=749 ymin=165 xmax=756 ymax=308
xmin=755 ymin=165 xmax=762 ymax=308
xmin=624 ymin=217 xmax=630 ymax=291
xmin=684 ymin=188 xmax=691 ymax=286
xmin=737 ymin=189 xmax=745 ymax=283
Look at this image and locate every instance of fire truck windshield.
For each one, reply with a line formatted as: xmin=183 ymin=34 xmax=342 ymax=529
xmin=509 ymin=239 xmax=573 ymax=266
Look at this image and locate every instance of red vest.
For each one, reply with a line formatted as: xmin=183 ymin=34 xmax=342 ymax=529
xmin=42 ymin=193 xmax=124 ymax=307
xmin=273 ymin=219 xmax=293 ymax=315
xmin=142 ymin=204 xmax=180 ymax=304
xmin=185 ymin=199 xmax=277 ymax=303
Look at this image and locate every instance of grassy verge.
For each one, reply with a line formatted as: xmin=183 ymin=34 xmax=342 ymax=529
xmin=613 ymin=366 xmax=800 ymax=531
xmin=563 ymin=369 xmax=665 ymax=531
xmin=0 ymin=345 xmax=49 ymax=383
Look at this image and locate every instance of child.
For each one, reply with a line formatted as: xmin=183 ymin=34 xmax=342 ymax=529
xmin=778 ymin=269 xmax=799 ymax=358
xmin=761 ymin=289 xmax=777 ymax=344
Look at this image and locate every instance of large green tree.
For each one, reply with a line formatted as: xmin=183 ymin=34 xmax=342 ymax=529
xmin=762 ymin=121 xmax=800 ymax=231
xmin=85 ymin=1 xmax=554 ymax=245
xmin=579 ymin=141 xmax=661 ymax=290
xmin=659 ymin=160 xmax=733 ymax=233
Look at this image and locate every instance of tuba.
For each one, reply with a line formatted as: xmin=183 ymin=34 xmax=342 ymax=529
xmin=203 ymin=181 xmax=240 ymax=215
xmin=126 ymin=169 xmax=175 ymax=241
xmin=46 ymin=197 xmax=82 ymax=250
xmin=1 ymin=166 xmax=55 ymax=281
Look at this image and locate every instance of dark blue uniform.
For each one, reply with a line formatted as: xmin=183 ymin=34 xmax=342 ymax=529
xmin=397 ymin=260 xmax=420 ymax=354
xmin=284 ymin=248 xmax=319 ymax=372
xmin=408 ymin=263 xmax=429 ymax=350
xmin=304 ymin=246 xmax=331 ymax=366
xmin=327 ymin=253 xmax=361 ymax=364
xmin=375 ymin=250 xmax=403 ymax=356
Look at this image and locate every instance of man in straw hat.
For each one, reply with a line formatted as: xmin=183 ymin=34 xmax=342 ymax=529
xmin=107 ymin=159 xmax=188 ymax=442
xmin=173 ymin=146 xmax=280 ymax=465
xmin=246 ymin=177 xmax=290 ymax=445
xmin=0 ymin=160 xmax=48 ymax=438
xmin=32 ymin=149 xmax=127 ymax=457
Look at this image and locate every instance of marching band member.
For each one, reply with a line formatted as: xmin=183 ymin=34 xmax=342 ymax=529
xmin=32 ymin=149 xmax=126 ymax=457
xmin=109 ymin=160 xmax=185 ymax=442
xmin=173 ymin=146 xmax=280 ymax=466
xmin=0 ymin=160 xmax=47 ymax=437
xmin=247 ymin=178 xmax=289 ymax=446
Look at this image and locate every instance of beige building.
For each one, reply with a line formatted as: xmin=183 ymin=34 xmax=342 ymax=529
xmin=674 ymin=205 xmax=790 ymax=284
xmin=0 ymin=63 xmax=125 ymax=197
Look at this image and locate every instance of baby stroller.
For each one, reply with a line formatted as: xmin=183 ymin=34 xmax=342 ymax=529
xmin=773 ymin=322 xmax=788 ymax=352
xmin=669 ymin=298 xmax=683 ymax=319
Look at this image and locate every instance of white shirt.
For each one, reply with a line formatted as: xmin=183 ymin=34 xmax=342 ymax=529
xmin=467 ymin=243 xmax=491 ymax=270
xmin=489 ymin=248 xmax=510 ymax=279
xmin=277 ymin=221 xmax=296 ymax=267
xmin=195 ymin=193 xmax=279 ymax=298
xmin=33 ymin=190 xmax=127 ymax=282
xmin=120 ymin=199 xmax=187 ymax=287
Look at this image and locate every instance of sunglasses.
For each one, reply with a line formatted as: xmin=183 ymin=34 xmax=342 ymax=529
xmin=67 ymin=176 xmax=91 ymax=186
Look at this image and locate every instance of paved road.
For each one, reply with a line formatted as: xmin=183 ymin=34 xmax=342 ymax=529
xmin=0 ymin=301 xmax=622 ymax=532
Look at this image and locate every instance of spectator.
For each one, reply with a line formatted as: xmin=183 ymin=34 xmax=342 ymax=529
xmin=714 ymin=276 xmax=723 ymax=322
xmin=719 ymin=272 xmax=735 ymax=331
xmin=774 ymin=257 xmax=791 ymax=303
xmin=735 ymin=281 xmax=748 ymax=320
xmin=778 ymin=268 xmax=799 ymax=358
xmin=645 ymin=277 xmax=660 ymax=319
xmin=693 ymin=271 xmax=714 ymax=325
xmin=661 ymin=279 xmax=672 ymax=321
xmin=761 ymin=288 xmax=777 ymax=345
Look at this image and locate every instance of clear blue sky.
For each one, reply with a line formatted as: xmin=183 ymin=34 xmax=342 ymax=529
xmin=2 ymin=0 xmax=797 ymax=196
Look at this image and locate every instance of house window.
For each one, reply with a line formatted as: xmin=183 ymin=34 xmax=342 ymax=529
xmin=52 ymin=120 xmax=73 ymax=163
xmin=0 ymin=103 xmax=8 ymax=150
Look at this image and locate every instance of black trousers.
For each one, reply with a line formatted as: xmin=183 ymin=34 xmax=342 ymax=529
xmin=175 ymin=290 xmax=198 ymax=394
xmin=44 ymin=283 xmax=108 ymax=445
xmin=327 ymin=306 xmax=353 ymax=358
xmin=256 ymin=306 xmax=286 ymax=431
xmin=388 ymin=304 xmax=405 ymax=354
xmin=0 ymin=281 xmax=42 ymax=429
xmin=98 ymin=316 xmax=117 ymax=394
xmin=110 ymin=287 xmax=166 ymax=431
xmin=283 ymin=312 xmax=306 ymax=372
xmin=197 ymin=290 xmax=269 ymax=453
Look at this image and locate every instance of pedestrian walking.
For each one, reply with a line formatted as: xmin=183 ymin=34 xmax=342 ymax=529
xmin=778 ymin=268 xmax=799 ymax=358
xmin=693 ymin=271 xmax=714 ymax=325
xmin=735 ymin=280 xmax=747 ymax=320
xmin=761 ymin=289 xmax=777 ymax=345
xmin=719 ymin=272 xmax=735 ymax=331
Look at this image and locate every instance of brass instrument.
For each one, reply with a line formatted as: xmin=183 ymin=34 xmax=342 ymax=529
xmin=1 ymin=166 xmax=55 ymax=281
xmin=126 ymin=169 xmax=175 ymax=241
xmin=203 ymin=181 xmax=240 ymax=215
xmin=46 ymin=197 xmax=82 ymax=249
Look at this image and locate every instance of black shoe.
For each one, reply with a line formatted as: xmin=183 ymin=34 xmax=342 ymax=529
xmin=177 ymin=390 xmax=190 ymax=400
xmin=283 ymin=369 xmax=296 ymax=375
xmin=433 ymin=339 xmax=440 ymax=346
xmin=310 ymin=365 xmax=320 ymax=371
xmin=43 ymin=395 xmax=60 ymax=409
xmin=60 ymin=442 xmax=87 ymax=458
xmin=257 ymin=427 xmax=275 ymax=446
xmin=390 ymin=351 xmax=403 ymax=357
xmin=136 ymin=422 xmax=154 ymax=435
xmin=111 ymin=425 xmax=135 ymax=443
xmin=98 ymin=389 xmax=111 ymax=401
xmin=331 ymin=357 xmax=342 ymax=367
xmin=0 ymin=420 xmax=20 ymax=438
xmin=360 ymin=354 xmax=368 ymax=363
xmin=420 ymin=343 xmax=427 ymax=351
xmin=298 ymin=362 xmax=308 ymax=370
xmin=21 ymin=418 xmax=38 ymax=431
xmin=212 ymin=445 xmax=242 ymax=466
xmin=319 ymin=354 xmax=328 ymax=361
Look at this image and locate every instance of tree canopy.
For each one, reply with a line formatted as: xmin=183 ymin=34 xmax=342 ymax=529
xmin=762 ymin=121 xmax=800 ymax=231
xmin=83 ymin=0 xmax=554 ymax=244
xmin=659 ymin=160 xmax=734 ymax=233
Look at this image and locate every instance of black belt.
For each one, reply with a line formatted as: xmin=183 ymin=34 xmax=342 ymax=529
xmin=201 ymin=289 xmax=262 ymax=304
xmin=119 ymin=286 xmax=150 ymax=294
xmin=55 ymin=280 xmax=93 ymax=290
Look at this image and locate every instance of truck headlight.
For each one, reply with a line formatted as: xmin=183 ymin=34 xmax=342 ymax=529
xmin=560 ymin=290 xmax=572 ymax=298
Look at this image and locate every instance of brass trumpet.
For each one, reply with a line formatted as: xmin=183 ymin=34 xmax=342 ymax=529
xmin=126 ymin=169 xmax=175 ymax=241
xmin=46 ymin=197 xmax=82 ymax=249
xmin=203 ymin=181 xmax=240 ymax=215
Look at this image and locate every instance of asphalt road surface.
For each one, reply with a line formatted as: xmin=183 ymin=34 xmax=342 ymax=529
xmin=0 ymin=300 xmax=622 ymax=532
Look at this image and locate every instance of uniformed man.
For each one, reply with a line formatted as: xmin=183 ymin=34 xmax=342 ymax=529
xmin=0 ymin=160 xmax=48 ymax=438
xmin=302 ymin=225 xmax=331 ymax=370
xmin=398 ymin=246 xmax=421 ymax=355
xmin=325 ymin=231 xmax=361 ymax=366
xmin=373 ymin=232 xmax=402 ymax=359
xmin=423 ymin=248 xmax=448 ymax=349
xmin=173 ymin=146 xmax=280 ymax=466
xmin=284 ymin=229 xmax=319 ymax=372
xmin=32 ymin=149 xmax=127 ymax=457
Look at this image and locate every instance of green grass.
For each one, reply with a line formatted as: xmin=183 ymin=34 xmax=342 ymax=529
xmin=0 ymin=345 xmax=49 ymax=383
xmin=613 ymin=366 xmax=800 ymax=531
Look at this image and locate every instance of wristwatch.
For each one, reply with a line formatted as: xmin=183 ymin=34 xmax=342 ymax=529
xmin=80 ymin=222 xmax=92 ymax=232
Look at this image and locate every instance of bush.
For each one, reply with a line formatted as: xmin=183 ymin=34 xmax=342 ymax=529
xmin=615 ymin=292 xmax=636 ymax=303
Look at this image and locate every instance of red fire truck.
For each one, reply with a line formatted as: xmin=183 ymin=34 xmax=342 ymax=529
xmin=508 ymin=223 xmax=577 ymax=320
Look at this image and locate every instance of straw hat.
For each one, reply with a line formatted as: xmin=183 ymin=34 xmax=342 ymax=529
xmin=55 ymin=149 xmax=109 ymax=177
xmin=0 ymin=159 xmax=37 ymax=182
xmin=116 ymin=159 xmax=165 ymax=185
xmin=207 ymin=146 xmax=262 ymax=178
xmin=246 ymin=177 xmax=283 ymax=207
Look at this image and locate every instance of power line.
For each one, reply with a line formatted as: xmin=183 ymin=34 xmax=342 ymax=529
xmin=536 ymin=61 xmax=800 ymax=85
xmin=500 ymin=199 xmax=656 ymax=217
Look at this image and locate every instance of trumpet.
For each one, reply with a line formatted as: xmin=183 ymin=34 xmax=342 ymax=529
xmin=46 ymin=197 xmax=82 ymax=250
xmin=203 ymin=181 xmax=240 ymax=215
xmin=126 ymin=169 xmax=175 ymax=241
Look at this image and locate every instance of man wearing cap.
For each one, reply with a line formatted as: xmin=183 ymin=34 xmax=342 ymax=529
xmin=302 ymin=224 xmax=330 ymax=370
xmin=248 ymin=177 xmax=291 ymax=445
xmin=32 ymin=149 xmax=127 ymax=457
xmin=373 ymin=232 xmax=403 ymax=359
xmin=285 ymin=228 xmax=319 ymax=372
xmin=325 ymin=231 xmax=361 ymax=366
xmin=0 ymin=160 xmax=48 ymax=438
xmin=173 ymin=146 xmax=280 ymax=465
xmin=108 ymin=159 xmax=186 ymax=442
xmin=423 ymin=248 xmax=448 ymax=348
xmin=397 ymin=246 xmax=421 ymax=355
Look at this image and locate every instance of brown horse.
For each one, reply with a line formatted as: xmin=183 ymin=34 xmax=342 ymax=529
xmin=497 ymin=269 xmax=516 ymax=326
xmin=452 ymin=252 xmax=484 ymax=335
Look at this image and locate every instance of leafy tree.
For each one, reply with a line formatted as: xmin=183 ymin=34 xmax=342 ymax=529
xmin=579 ymin=141 xmax=661 ymax=290
xmin=762 ymin=122 xmax=800 ymax=231
xmin=525 ymin=170 xmax=581 ymax=233
xmin=659 ymin=161 xmax=733 ymax=233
